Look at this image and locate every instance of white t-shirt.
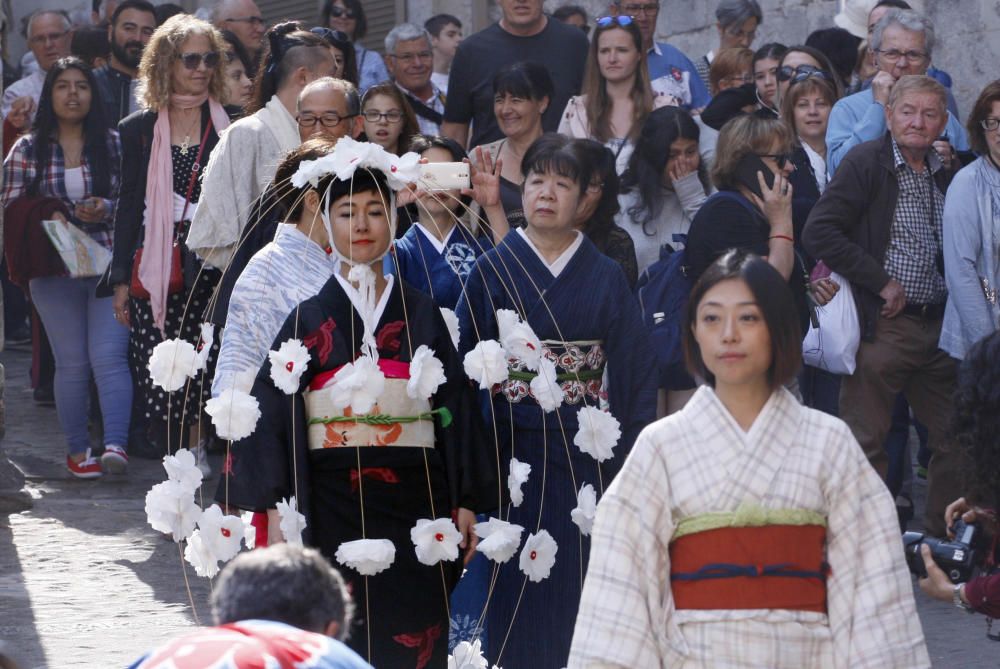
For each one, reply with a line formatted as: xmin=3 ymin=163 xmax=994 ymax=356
xmin=64 ymin=166 xmax=86 ymax=202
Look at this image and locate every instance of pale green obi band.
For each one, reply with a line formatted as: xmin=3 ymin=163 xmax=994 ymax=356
xmin=672 ymin=503 xmax=828 ymax=542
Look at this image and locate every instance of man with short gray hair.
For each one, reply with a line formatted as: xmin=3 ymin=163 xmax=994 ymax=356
xmin=695 ymin=0 xmax=762 ymax=91
xmin=211 ymin=0 xmax=265 ymax=74
xmin=384 ymin=22 xmax=444 ymax=135
xmin=826 ymin=8 xmax=968 ymax=173
xmin=804 ymin=74 xmax=963 ymax=538
xmin=2 ymin=10 xmax=72 ymax=130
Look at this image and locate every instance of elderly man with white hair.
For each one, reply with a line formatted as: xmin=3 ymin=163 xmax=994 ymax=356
xmin=826 ymin=8 xmax=968 ymax=173
xmin=3 ymin=10 xmax=72 ymax=131
xmin=211 ymin=0 xmax=266 ymax=74
xmin=384 ymin=22 xmax=444 ymax=135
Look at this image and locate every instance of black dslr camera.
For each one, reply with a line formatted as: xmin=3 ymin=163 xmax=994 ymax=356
xmin=903 ymin=519 xmax=985 ymax=583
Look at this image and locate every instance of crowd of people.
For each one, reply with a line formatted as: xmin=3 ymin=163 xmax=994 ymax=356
xmin=2 ymin=0 xmax=1000 ymax=667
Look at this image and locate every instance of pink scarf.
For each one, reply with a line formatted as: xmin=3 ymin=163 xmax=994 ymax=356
xmin=140 ymin=93 xmax=231 ymax=333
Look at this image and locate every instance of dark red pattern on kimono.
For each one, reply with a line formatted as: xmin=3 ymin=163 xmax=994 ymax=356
xmin=303 ymin=317 xmax=337 ymax=366
xmin=392 ymin=623 xmax=442 ymax=669
xmin=376 ymin=320 xmax=405 ymax=353
xmin=349 ymin=467 xmax=400 ymax=492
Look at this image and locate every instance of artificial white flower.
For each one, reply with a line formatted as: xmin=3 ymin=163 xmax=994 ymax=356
xmin=410 ymin=517 xmax=463 ymax=566
xmin=329 ymin=355 xmax=385 ymax=415
xmin=335 ymin=538 xmax=396 ymax=576
xmin=519 ymin=530 xmax=558 ymax=582
xmin=194 ymin=323 xmax=215 ymax=372
xmin=241 ymin=511 xmax=257 ymax=550
xmin=197 ymin=504 xmax=244 ymax=562
xmin=440 ymin=307 xmax=460 ymax=350
xmin=162 ymin=448 xmax=202 ymax=494
xmin=276 ymin=496 xmax=307 ymax=546
xmin=507 ymin=457 xmax=531 ymax=507
xmin=407 ymin=345 xmax=447 ymax=401
xmin=497 ymin=309 xmax=542 ymax=371
xmin=573 ymin=406 xmax=622 ymax=463
xmin=530 ymin=358 xmax=564 ymax=413
xmin=145 ymin=479 xmax=200 ymax=542
xmin=570 ymin=483 xmax=597 ymax=536
xmin=474 ymin=517 xmax=524 ymax=563
xmin=205 ymin=388 xmax=261 ymax=441
xmin=147 ymin=339 xmax=199 ymax=392
xmin=184 ymin=529 xmax=221 ymax=578
xmin=290 ymin=153 xmax=337 ymax=188
xmin=268 ymin=338 xmax=311 ymax=394
xmin=388 ymin=151 xmax=423 ymax=190
xmin=448 ymin=639 xmax=488 ymax=669
xmin=463 ymin=340 xmax=509 ymax=389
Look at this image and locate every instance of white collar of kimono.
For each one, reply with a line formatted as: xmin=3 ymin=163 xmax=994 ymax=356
xmin=334 ymin=271 xmax=395 ymax=359
xmin=517 ymin=227 xmax=584 ymax=278
xmin=275 ymin=223 xmax=341 ymax=270
xmin=414 ymin=221 xmax=457 ymax=254
xmin=695 ymin=384 xmax=789 ymax=438
xmin=260 ymin=94 xmax=301 ymax=151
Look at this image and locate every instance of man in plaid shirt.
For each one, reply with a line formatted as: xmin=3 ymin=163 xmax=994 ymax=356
xmin=803 ymin=74 xmax=962 ymax=537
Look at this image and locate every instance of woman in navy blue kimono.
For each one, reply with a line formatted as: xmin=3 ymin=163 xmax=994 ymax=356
xmin=456 ymin=133 xmax=657 ymax=668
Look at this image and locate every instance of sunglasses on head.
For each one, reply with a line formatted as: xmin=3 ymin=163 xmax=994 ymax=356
xmin=777 ymin=64 xmax=831 ymax=83
xmin=595 ymin=15 xmax=634 ymax=27
xmin=310 ymin=26 xmax=351 ymax=46
xmin=329 ymin=5 xmax=356 ymax=19
xmin=177 ymin=51 xmax=220 ymax=70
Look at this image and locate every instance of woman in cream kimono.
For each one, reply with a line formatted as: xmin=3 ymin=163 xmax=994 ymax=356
xmin=568 ymin=250 xmax=930 ymax=668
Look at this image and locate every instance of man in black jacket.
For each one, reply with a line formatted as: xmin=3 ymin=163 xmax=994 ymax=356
xmin=803 ymin=74 xmax=961 ymax=537
xmin=92 ymin=0 xmax=157 ymax=128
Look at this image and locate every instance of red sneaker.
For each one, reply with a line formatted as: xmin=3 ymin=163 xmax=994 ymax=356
xmin=67 ymin=450 xmax=103 ymax=479
xmin=101 ymin=444 xmax=128 ymax=474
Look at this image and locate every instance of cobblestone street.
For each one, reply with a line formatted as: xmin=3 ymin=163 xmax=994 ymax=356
xmin=0 ymin=344 xmax=997 ymax=667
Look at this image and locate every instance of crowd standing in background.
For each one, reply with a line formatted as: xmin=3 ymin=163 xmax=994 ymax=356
xmin=2 ymin=0 xmax=1000 ymax=667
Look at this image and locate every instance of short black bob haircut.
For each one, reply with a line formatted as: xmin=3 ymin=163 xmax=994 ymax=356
xmin=683 ymin=249 xmax=802 ymax=390
xmin=492 ymin=61 xmax=554 ymax=103
xmin=520 ymin=133 xmax=592 ymax=197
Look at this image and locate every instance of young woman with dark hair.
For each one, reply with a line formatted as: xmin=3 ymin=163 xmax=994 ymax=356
xmin=571 ymin=249 xmax=930 ymax=668
xmin=752 ymin=42 xmax=787 ymax=114
xmin=321 ymin=0 xmax=389 ymax=92
xmin=310 ymin=26 xmax=359 ymax=86
xmin=2 ymin=57 xmax=131 ymax=478
xmin=457 ymin=133 xmax=657 ymax=667
xmin=617 ymin=106 xmax=711 ymax=275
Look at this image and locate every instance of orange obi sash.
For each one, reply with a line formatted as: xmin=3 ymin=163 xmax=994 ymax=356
xmin=670 ymin=524 xmax=829 ymax=613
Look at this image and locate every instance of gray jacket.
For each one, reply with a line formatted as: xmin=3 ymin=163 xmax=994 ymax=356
xmin=940 ymin=157 xmax=1000 ymax=358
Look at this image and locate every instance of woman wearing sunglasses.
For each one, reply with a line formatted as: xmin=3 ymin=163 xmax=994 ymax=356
xmin=321 ymin=0 xmax=389 ymax=93
xmin=103 ymin=14 xmax=234 ymax=471
xmin=557 ymin=16 xmax=675 ymax=175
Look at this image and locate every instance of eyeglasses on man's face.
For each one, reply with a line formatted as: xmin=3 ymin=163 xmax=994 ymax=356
xmin=29 ymin=30 xmax=69 ymax=46
xmin=875 ymin=49 xmax=928 ymax=64
xmin=619 ymin=3 xmax=659 ymax=16
xmin=298 ymin=112 xmax=355 ymax=128
xmin=391 ymin=50 xmax=433 ymax=64
xmin=725 ymin=26 xmax=756 ymax=41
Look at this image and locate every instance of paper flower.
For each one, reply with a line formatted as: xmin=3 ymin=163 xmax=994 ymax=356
xmin=268 ymin=338 xmax=311 ymax=394
xmin=410 ymin=517 xmax=463 ymax=566
xmin=241 ymin=511 xmax=257 ymax=550
xmin=292 ymin=137 xmax=421 ymax=191
xmin=184 ymin=529 xmax=221 ymax=578
xmin=329 ymin=355 xmax=385 ymax=415
xmin=407 ymin=345 xmax=447 ymax=401
xmin=519 ymin=530 xmax=557 ymax=582
xmin=276 ymin=496 xmax=307 ymax=546
xmin=530 ymin=358 xmax=564 ymax=413
xmin=194 ymin=322 xmax=215 ymax=372
xmin=197 ymin=504 xmax=244 ymax=562
xmin=335 ymin=538 xmax=396 ymax=576
xmin=463 ymin=340 xmax=509 ymax=389
xmin=147 ymin=339 xmax=199 ymax=392
xmin=474 ymin=517 xmax=524 ymax=564
xmin=162 ymin=448 xmax=202 ymax=494
xmin=145 ymin=479 xmax=200 ymax=542
xmin=497 ymin=309 xmax=542 ymax=371
xmin=448 ymin=640 xmax=489 ymax=669
xmin=570 ymin=483 xmax=597 ymax=536
xmin=205 ymin=388 xmax=261 ymax=441
xmin=573 ymin=406 xmax=622 ymax=463
xmin=507 ymin=457 xmax=531 ymax=507
xmin=440 ymin=307 xmax=460 ymax=350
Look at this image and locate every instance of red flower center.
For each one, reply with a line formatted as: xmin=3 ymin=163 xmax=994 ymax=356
xmin=526 ymin=342 xmax=536 ymax=350
xmin=285 ymin=361 xmax=294 ymax=372
xmin=221 ymin=528 xmax=231 ymax=538
xmin=434 ymin=532 xmax=444 ymax=542
xmin=530 ymin=550 xmax=537 ymax=560
xmin=390 ymin=165 xmax=397 ymax=172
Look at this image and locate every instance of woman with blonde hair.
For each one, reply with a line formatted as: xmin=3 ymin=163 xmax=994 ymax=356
xmin=708 ymin=46 xmax=754 ymax=96
xmin=558 ymin=16 xmax=674 ymax=174
xmin=103 ymin=13 xmax=235 ymax=472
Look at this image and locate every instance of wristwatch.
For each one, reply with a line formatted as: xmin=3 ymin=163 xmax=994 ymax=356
xmin=953 ymin=583 xmax=974 ymax=612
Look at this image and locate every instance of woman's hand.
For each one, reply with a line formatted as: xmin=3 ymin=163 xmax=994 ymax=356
xmin=810 ymin=277 xmax=839 ymax=306
xmin=918 ymin=544 xmax=959 ymax=602
xmin=112 ymin=284 xmax=131 ymax=327
xmin=456 ymin=507 xmax=479 ymax=565
xmin=462 ymin=146 xmax=502 ymax=209
xmin=74 ymin=197 xmax=107 ymax=223
xmin=667 ymin=156 xmax=698 ymax=185
xmin=751 ymin=170 xmax=793 ymax=234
